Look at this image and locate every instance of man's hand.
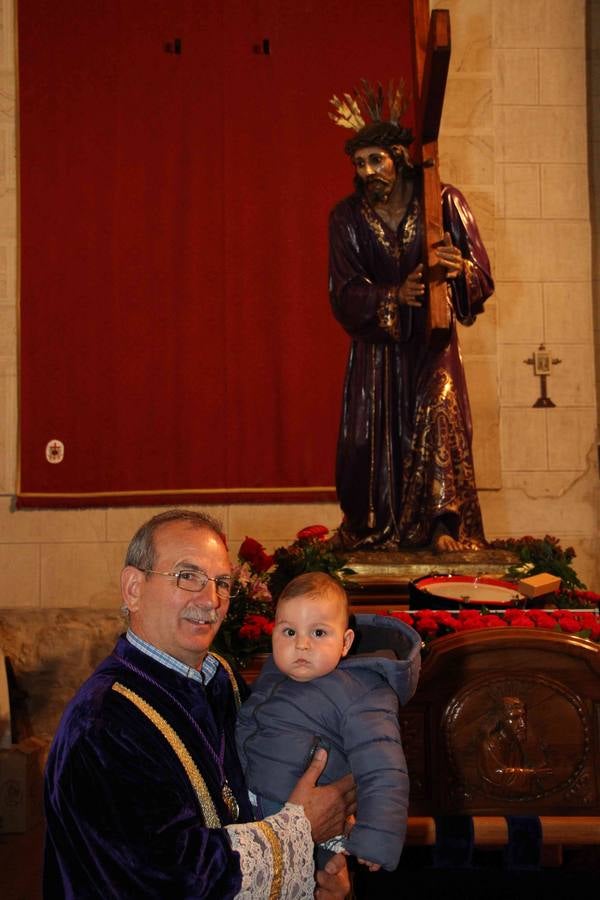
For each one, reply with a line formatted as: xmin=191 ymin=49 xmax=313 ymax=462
xmin=436 ymin=232 xmax=463 ymax=278
xmin=287 ymin=748 xmax=356 ymax=844
xmin=315 ymin=853 xmax=351 ymax=899
xmin=398 ymin=263 xmax=424 ymax=306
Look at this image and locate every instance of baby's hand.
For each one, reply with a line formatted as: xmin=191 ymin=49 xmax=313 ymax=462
xmin=357 ymin=858 xmax=381 ymax=872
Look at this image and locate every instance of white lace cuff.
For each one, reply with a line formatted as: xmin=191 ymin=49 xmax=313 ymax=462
xmin=226 ymin=802 xmax=314 ymax=899
xmin=320 ymin=833 xmax=346 ymax=854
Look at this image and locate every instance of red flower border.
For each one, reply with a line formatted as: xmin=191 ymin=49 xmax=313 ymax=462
xmin=389 ymin=608 xmax=600 ymax=644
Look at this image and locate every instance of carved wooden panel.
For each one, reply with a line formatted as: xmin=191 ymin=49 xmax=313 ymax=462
xmin=400 ymin=711 xmax=427 ymax=805
xmin=443 ymin=674 xmax=592 ymax=809
xmin=405 ymin=628 xmax=600 ymax=816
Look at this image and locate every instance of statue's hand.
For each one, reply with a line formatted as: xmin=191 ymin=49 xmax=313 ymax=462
xmin=398 ymin=263 xmax=425 ymax=307
xmin=436 ymin=232 xmax=464 ymax=278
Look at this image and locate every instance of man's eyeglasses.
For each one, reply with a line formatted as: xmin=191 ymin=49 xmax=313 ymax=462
xmin=144 ymin=569 xmax=239 ymax=600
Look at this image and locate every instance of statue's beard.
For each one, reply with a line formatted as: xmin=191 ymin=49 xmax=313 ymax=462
xmin=354 ymin=157 xmax=415 ymax=199
xmin=365 ymin=177 xmax=392 ymax=204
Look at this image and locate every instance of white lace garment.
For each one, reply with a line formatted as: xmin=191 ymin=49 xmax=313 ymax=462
xmin=226 ymin=802 xmax=315 ymax=899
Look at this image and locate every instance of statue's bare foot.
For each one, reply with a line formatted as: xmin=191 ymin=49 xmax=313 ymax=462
xmin=433 ymin=532 xmax=465 ymax=553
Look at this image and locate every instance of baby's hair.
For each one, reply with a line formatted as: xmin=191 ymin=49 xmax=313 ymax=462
xmin=277 ymin=572 xmax=349 ymax=625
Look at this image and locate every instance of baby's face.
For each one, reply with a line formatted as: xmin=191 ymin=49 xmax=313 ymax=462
xmin=272 ymin=591 xmax=354 ymax=682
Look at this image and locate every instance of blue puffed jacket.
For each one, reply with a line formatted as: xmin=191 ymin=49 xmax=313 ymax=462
xmin=235 ymin=614 xmax=421 ymax=871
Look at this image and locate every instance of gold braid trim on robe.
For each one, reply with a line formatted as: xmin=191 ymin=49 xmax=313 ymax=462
xmin=112 ymin=682 xmax=222 ymax=827
xmin=376 ymin=290 xmax=401 ymax=339
xmin=254 ymin=821 xmax=284 ymax=900
xmin=210 ymin=652 xmax=242 ymax=711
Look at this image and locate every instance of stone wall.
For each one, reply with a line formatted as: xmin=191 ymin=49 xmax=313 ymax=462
xmin=483 ymin=0 xmax=598 ymax=588
xmin=589 ymin=0 xmax=600 ymax=436
xmin=1 ymin=609 xmax=124 ymax=739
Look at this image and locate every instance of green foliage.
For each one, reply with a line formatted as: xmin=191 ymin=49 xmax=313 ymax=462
xmin=212 ymin=526 xmax=353 ymax=668
xmin=490 ymin=534 xmax=591 ymax=607
xmin=268 ymin=530 xmax=354 ymax=602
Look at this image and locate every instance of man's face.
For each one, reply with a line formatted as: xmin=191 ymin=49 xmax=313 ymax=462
xmin=122 ymin=521 xmax=231 ymax=668
xmin=272 ymin=591 xmax=354 ymax=682
xmin=352 ymin=145 xmax=397 ymax=202
xmin=504 ymin=699 xmax=527 ymax=742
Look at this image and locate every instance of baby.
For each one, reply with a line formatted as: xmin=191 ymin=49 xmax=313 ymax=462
xmin=235 ymin=571 xmax=421 ymax=872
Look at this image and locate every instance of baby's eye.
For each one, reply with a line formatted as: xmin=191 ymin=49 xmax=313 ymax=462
xmin=314 ymin=629 xmax=327 ymax=638
xmin=283 ymin=627 xmax=295 ymax=637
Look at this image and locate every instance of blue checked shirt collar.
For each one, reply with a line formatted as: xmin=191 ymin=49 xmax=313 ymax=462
xmin=126 ymin=628 xmax=219 ymax=684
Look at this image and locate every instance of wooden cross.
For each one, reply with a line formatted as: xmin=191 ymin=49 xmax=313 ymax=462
xmin=410 ymin=1 xmax=451 ymax=349
xmin=524 ymin=344 xmax=562 ymax=408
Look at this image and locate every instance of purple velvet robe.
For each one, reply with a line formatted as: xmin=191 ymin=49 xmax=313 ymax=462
xmin=329 ymin=182 xmax=494 ymax=550
xmin=43 ymin=637 xmax=253 ymax=899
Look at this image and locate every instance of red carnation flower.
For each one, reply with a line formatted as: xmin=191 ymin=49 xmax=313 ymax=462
xmin=505 ymin=613 xmax=535 ymax=628
xmin=585 ymin=617 xmax=600 ymax=640
xmin=461 ymin=614 xmax=506 ymax=632
xmin=459 ymin=617 xmax=485 ymax=632
xmin=482 ymin=614 xmax=508 ymax=628
xmin=414 ymin=615 xmax=440 ymax=637
xmin=456 ymin=610 xmax=484 ymax=627
xmin=502 ymin=608 xmax=526 ymax=623
xmin=527 ymin=611 xmax=557 ymax=629
xmin=296 ymin=525 xmax=330 ymax=541
xmin=239 ymin=621 xmax=262 ymax=641
xmin=571 ymin=589 xmax=600 ymax=608
xmin=239 ymin=614 xmax=274 ymax=642
xmin=389 ymin=611 xmax=414 ymax=625
xmin=556 ymin=614 xmax=583 ymax=634
xmin=239 ymin=537 xmax=274 ymax=573
xmin=437 ymin=611 xmax=459 ymax=629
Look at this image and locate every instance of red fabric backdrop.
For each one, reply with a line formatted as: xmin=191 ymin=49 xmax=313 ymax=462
xmin=17 ymin=0 xmax=414 ymax=508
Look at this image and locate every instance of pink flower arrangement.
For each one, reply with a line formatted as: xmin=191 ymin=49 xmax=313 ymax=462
xmin=212 ymin=538 xmax=276 ymax=666
xmin=213 ymin=526 xmax=351 ymax=666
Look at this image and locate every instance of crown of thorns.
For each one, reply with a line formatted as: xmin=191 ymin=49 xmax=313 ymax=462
xmin=329 ymin=78 xmax=409 ymax=131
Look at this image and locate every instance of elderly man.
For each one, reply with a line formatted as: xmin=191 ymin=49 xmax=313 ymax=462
xmin=329 ymin=120 xmax=494 ymax=553
xmin=44 ymin=509 xmax=353 ymax=899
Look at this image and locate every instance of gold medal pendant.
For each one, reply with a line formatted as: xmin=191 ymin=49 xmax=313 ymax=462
xmin=222 ymin=782 xmax=239 ymax=821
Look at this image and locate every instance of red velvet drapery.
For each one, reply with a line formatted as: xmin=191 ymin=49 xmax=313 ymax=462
xmin=17 ymin=0 xmax=414 ymax=507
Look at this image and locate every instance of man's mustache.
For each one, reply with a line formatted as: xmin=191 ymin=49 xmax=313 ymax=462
xmin=180 ymin=605 xmax=219 ymax=624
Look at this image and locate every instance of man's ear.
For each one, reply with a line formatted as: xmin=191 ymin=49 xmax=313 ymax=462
xmin=121 ymin=565 xmax=144 ymax=614
xmin=341 ymin=628 xmax=355 ymax=658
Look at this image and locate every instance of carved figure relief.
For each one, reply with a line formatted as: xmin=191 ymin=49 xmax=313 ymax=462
xmin=477 ymin=695 xmax=552 ymax=795
xmin=442 ymin=675 xmax=592 ymax=808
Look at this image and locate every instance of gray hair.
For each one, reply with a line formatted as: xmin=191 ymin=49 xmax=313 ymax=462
xmin=124 ymin=508 xmax=225 ymax=571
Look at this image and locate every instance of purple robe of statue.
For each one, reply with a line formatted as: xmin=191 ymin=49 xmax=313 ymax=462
xmin=329 ymin=181 xmax=494 ymax=550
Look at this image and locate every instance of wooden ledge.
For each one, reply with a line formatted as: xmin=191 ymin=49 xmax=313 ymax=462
xmin=406 ymin=816 xmax=600 ymax=847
